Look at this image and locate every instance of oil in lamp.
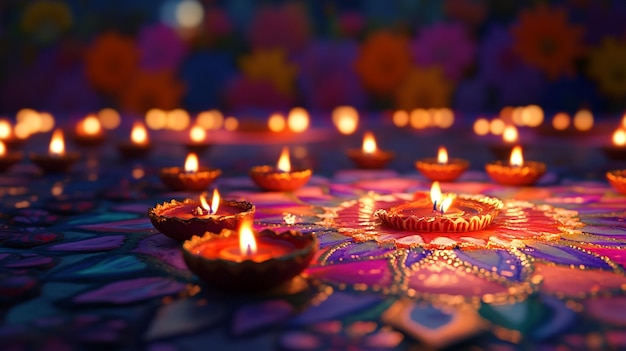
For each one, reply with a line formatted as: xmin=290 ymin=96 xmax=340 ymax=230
xmin=149 ymin=189 xmax=255 ymax=241
xmin=0 ymin=141 xmax=22 ymax=172
xmin=71 ymin=114 xmax=106 ymax=147
xmin=249 ymin=147 xmax=312 ymax=191
xmin=30 ymin=129 xmax=79 ymax=173
xmin=117 ymin=121 xmax=152 ymax=159
xmin=486 ymin=146 xmax=546 ymax=186
xmin=159 ymin=152 xmax=222 ymax=191
xmin=182 ymin=219 xmax=317 ymax=291
xmin=183 ymin=125 xmax=212 ymax=155
xmin=347 ymin=131 xmax=395 ymax=169
xmin=415 ymin=146 xmax=469 ymax=182
xmin=375 ymin=181 xmax=503 ymax=233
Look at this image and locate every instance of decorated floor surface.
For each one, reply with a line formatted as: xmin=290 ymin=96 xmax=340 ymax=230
xmin=1 ymin=149 xmax=626 ymax=350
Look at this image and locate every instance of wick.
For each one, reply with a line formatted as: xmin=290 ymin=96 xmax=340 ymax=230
xmin=432 ymin=200 xmax=437 ymax=212
xmin=246 ymin=244 xmax=252 ymax=256
xmin=192 ymin=206 xmax=204 ymax=216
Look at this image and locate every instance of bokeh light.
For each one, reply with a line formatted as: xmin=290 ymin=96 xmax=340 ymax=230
xmin=287 ymin=107 xmax=309 ymax=133
xmin=267 ymin=113 xmax=286 ymax=132
xmin=146 ymin=108 xmax=167 ymax=130
xmin=410 ymin=109 xmax=430 ymax=129
xmin=552 ymin=112 xmax=570 ymax=130
xmin=473 ymin=118 xmax=490 ymax=136
xmin=98 ymin=108 xmax=121 ymax=130
xmin=166 ymin=109 xmax=190 ymax=131
xmin=332 ymin=106 xmax=359 ymax=135
xmin=197 ymin=110 xmax=224 ymax=130
xmin=392 ymin=110 xmax=409 ymax=127
xmin=573 ymin=109 xmax=593 ymax=131
xmin=489 ymin=118 xmax=505 ymax=135
xmin=224 ymin=116 xmax=238 ymax=131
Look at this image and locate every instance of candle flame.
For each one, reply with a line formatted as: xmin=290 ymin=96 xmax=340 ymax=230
xmin=79 ymin=114 xmax=102 ymax=135
xmin=49 ymin=129 xmax=65 ymax=156
xmin=211 ymin=189 xmax=220 ymax=214
xmin=613 ymin=129 xmax=626 ymax=146
xmin=238 ymin=219 xmax=257 ymax=256
xmin=510 ymin=145 xmax=524 ymax=166
xmin=362 ymin=131 xmax=377 ymax=154
xmin=189 ymin=125 xmax=206 ymax=142
xmin=440 ymin=195 xmax=454 ymax=214
xmin=184 ymin=153 xmax=199 ymax=172
xmin=0 ymin=141 xmax=5 ymax=156
xmin=0 ymin=120 xmax=12 ymax=139
xmin=277 ymin=146 xmax=291 ymax=172
xmin=131 ymin=122 xmax=148 ymax=144
xmin=502 ymin=125 xmax=518 ymax=143
xmin=437 ymin=146 xmax=448 ymax=164
xmin=430 ymin=181 xmax=442 ymax=206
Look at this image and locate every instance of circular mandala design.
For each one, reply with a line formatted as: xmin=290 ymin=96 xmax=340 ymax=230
xmin=331 ymin=193 xmax=584 ymax=249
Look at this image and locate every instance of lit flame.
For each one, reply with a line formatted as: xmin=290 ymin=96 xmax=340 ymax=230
xmin=502 ymin=125 xmax=518 ymax=143
xmin=437 ymin=146 xmax=448 ymax=164
xmin=430 ymin=181 xmax=442 ymax=207
xmin=510 ymin=146 xmax=524 ymax=166
xmin=439 ymin=195 xmax=454 ymax=214
xmin=189 ymin=125 xmax=206 ymax=142
xmin=184 ymin=153 xmax=199 ymax=172
xmin=0 ymin=141 xmax=5 ymax=156
xmin=79 ymin=114 xmax=102 ymax=135
xmin=362 ymin=131 xmax=377 ymax=154
xmin=199 ymin=189 xmax=220 ymax=214
xmin=277 ymin=146 xmax=291 ymax=172
xmin=613 ymin=129 xmax=626 ymax=146
xmin=238 ymin=219 xmax=257 ymax=256
xmin=211 ymin=189 xmax=220 ymax=214
xmin=0 ymin=120 xmax=12 ymax=139
xmin=130 ymin=122 xmax=148 ymax=144
xmin=49 ymin=129 xmax=65 ymax=156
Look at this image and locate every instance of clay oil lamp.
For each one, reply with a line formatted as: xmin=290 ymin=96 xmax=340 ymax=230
xmin=30 ymin=129 xmax=79 ymax=174
xmin=601 ymin=128 xmax=626 ymax=160
xmin=486 ymin=145 xmax=546 ymax=186
xmin=159 ymin=152 xmax=222 ymax=191
xmin=607 ymin=170 xmax=626 ymax=195
xmin=71 ymin=114 xmax=106 ymax=147
xmin=0 ymin=141 xmax=22 ymax=172
xmin=250 ymin=147 xmax=312 ymax=191
xmin=375 ymin=181 xmax=503 ymax=232
xmin=347 ymin=131 xmax=394 ymax=169
xmin=183 ymin=125 xmax=212 ymax=156
xmin=182 ymin=219 xmax=317 ymax=291
xmin=117 ymin=121 xmax=151 ymax=159
xmin=149 ymin=189 xmax=255 ymax=241
xmin=415 ymin=146 xmax=469 ymax=182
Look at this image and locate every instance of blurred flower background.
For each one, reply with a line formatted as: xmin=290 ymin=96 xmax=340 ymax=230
xmin=1 ymin=0 xmax=625 ymax=117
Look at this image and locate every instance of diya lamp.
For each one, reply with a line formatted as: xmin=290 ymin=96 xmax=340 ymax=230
xmin=601 ymin=128 xmax=626 ymax=160
xmin=159 ymin=152 xmax=222 ymax=191
xmin=607 ymin=170 xmax=626 ymax=195
xmin=347 ymin=131 xmax=395 ymax=169
xmin=250 ymin=147 xmax=312 ymax=191
xmin=183 ymin=125 xmax=212 ymax=155
xmin=486 ymin=145 xmax=546 ymax=186
xmin=30 ymin=129 xmax=80 ymax=174
xmin=182 ymin=219 xmax=317 ymax=291
xmin=489 ymin=125 xmax=521 ymax=159
xmin=0 ymin=141 xmax=22 ymax=172
xmin=117 ymin=121 xmax=152 ymax=159
xmin=415 ymin=146 xmax=469 ymax=182
xmin=0 ymin=119 xmax=26 ymax=150
xmin=375 ymin=181 xmax=503 ymax=233
xmin=149 ymin=189 xmax=256 ymax=241
xmin=71 ymin=114 xmax=106 ymax=147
